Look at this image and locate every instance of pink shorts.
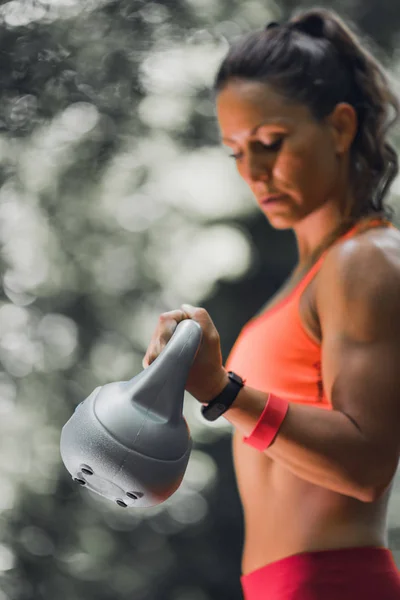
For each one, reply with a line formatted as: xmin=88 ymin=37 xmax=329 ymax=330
xmin=241 ymin=546 xmax=400 ymax=600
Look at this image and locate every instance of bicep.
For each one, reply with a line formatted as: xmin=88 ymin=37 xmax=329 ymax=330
xmin=322 ymin=331 xmax=400 ymax=454
xmin=317 ymin=241 xmax=400 ymax=462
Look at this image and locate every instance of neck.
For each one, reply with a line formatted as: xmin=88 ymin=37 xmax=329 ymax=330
xmin=292 ymin=202 xmax=353 ymax=269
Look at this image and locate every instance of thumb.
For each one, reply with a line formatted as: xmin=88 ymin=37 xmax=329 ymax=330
xmin=181 ymin=303 xmax=197 ymax=317
xmin=181 ymin=304 xmax=216 ymax=333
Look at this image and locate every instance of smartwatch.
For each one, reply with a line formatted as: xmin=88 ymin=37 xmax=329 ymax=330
xmin=201 ymin=371 xmax=245 ymax=421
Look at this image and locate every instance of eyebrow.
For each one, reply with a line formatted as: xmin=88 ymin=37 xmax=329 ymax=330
xmin=221 ymin=117 xmax=292 ymax=143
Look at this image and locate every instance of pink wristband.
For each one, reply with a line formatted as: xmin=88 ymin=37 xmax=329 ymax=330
xmin=243 ymin=394 xmax=289 ymax=451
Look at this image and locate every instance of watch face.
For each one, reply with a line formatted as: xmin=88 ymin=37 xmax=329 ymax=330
xmin=228 ymin=372 xmax=244 ymax=385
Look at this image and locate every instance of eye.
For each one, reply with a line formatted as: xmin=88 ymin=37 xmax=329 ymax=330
xmin=258 ymin=138 xmax=283 ymax=152
xmin=228 ymin=138 xmax=283 ymax=160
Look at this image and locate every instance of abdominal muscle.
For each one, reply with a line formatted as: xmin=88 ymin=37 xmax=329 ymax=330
xmin=234 ymin=430 xmax=392 ymax=576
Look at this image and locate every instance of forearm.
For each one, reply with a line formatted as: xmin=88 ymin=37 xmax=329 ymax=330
xmin=223 ymin=384 xmax=388 ymax=502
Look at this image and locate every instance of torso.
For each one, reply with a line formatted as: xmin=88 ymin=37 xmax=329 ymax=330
xmin=234 ymin=224 xmax=400 ymax=576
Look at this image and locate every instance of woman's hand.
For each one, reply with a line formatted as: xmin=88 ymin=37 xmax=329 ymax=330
xmin=142 ymin=304 xmax=229 ymax=403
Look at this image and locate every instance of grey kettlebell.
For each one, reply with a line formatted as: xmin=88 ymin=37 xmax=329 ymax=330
xmin=60 ymin=319 xmax=202 ymax=508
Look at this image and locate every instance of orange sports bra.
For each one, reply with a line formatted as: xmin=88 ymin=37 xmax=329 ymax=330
xmin=224 ymin=218 xmax=395 ymax=410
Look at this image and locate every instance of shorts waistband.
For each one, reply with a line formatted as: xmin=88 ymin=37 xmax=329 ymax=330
xmin=241 ymin=545 xmax=396 ymax=583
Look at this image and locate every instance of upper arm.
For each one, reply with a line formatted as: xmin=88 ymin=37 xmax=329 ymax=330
xmin=316 ymin=235 xmax=400 ymax=483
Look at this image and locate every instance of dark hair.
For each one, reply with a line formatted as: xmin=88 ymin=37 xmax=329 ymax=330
xmin=213 ymin=8 xmax=399 ymax=224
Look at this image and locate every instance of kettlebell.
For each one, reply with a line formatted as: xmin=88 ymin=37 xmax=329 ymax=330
xmin=60 ymin=319 xmax=202 ymax=508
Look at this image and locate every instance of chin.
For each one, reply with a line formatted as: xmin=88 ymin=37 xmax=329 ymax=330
xmin=263 ymin=212 xmax=299 ymax=230
xmin=259 ymin=197 xmax=303 ymax=229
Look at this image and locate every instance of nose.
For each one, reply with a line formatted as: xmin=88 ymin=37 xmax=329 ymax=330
xmin=240 ymin=151 xmax=273 ymax=184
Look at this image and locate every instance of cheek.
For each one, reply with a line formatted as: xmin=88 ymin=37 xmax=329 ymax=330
xmin=274 ymin=138 xmax=337 ymax=195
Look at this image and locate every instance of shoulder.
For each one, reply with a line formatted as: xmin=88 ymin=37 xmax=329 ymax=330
xmin=322 ymin=225 xmax=400 ymax=284
xmin=316 ymin=226 xmax=400 ymax=336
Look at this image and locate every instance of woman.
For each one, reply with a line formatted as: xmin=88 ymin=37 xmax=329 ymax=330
xmin=143 ymin=8 xmax=400 ymax=599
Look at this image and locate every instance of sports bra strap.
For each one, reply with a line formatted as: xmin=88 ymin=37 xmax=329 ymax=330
xmin=295 ymin=217 xmax=393 ymax=293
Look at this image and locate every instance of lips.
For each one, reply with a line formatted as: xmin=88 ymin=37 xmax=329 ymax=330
xmin=260 ymin=194 xmax=286 ymax=204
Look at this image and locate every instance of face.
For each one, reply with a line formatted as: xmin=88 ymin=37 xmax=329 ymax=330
xmin=216 ymin=78 xmax=356 ymax=229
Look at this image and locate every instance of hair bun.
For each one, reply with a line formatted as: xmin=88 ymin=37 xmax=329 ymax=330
xmin=265 ymin=21 xmax=280 ymax=31
xmin=289 ymin=13 xmax=326 ymax=38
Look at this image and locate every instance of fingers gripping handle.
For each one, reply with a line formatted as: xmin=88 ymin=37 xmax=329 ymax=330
xmin=131 ymin=319 xmax=202 ymax=421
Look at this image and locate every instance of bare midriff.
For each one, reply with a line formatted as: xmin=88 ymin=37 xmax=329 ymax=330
xmin=234 ymin=429 xmax=392 ymax=576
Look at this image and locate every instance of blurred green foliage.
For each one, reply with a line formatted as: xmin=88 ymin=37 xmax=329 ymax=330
xmin=0 ymin=1 xmax=398 ymax=599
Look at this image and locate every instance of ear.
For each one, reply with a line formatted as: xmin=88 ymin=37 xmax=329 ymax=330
xmin=327 ymin=102 xmax=358 ymax=155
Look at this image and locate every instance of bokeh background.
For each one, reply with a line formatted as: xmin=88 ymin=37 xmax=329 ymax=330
xmin=0 ymin=0 xmax=399 ymax=599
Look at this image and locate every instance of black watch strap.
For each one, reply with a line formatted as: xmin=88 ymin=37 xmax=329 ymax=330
xmin=201 ymin=371 xmax=245 ymax=421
